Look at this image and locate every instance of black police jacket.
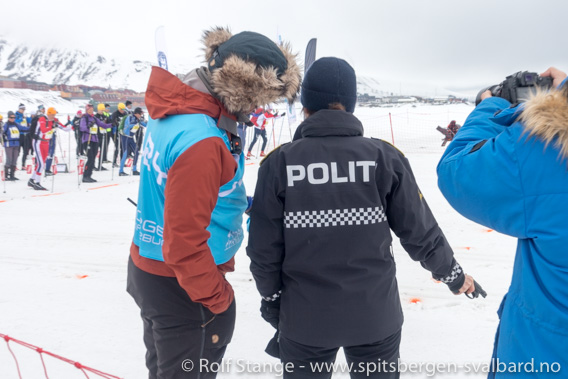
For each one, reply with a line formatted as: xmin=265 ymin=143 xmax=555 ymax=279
xmin=247 ymin=109 xmax=464 ymax=347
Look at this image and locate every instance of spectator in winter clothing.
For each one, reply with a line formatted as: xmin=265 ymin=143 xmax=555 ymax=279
xmin=28 ymin=107 xmax=71 ymax=190
xmin=118 ymin=107 xmax=146 ymax=176
xmin=247 ymin=57 xmax=476 ymax=379
xmin=110 ymin=103 xmax=127 ymax=166
xmin=437 ymin=67 xmax=568 ymax=378
xmin=2 ymin=111 xmax=30 ymax=181
xmin=79 ymin=104 xmax=111 ymax=183
xmin=126 ymin=27 xmax=301 ymax=379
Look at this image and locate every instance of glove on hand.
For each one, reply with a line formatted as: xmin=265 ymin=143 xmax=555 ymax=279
xmin=260 ymin=298 xmax=280 ymax=329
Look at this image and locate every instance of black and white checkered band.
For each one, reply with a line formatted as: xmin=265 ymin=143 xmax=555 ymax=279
xmin=438 ymin=263 xmax=463 ymax=284
xmin=284 ymin=207 xmax=387 ymax=229
xmin=262 ymin=291 xmax=281 ymax=302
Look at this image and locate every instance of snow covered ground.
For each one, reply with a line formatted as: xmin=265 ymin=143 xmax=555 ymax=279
xmin=0 ymin=104 xmax=517 ymax=378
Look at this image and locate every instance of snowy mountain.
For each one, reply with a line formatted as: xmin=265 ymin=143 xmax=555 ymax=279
xmin=357 ymin=76 xmax=474 ymax=100
xmin=0 ymin=37 xmax=153 ymax=92
xmin=0 ymin=36 xmax=473 ymax=105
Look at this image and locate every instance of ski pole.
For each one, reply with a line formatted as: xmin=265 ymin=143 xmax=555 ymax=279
xmin=98 ymin=129 xmax=104 ymax=172
xmin=51 ymin=129 xmax=57 ymax=193
xmin=277 ymin=116 xmax=285 ymax=145
xmin=272 ymin=118 xmax=276 ymax=150
xmin=111 ymin=130 xmax=115 ymax=181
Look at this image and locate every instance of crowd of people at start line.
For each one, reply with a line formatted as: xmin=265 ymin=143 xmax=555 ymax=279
xmin=0 ymin=101 xmax=147 ymax=190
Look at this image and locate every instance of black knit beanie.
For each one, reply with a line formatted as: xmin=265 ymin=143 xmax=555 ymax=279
xmin=301 ymin=57 xmax=357 ymax=113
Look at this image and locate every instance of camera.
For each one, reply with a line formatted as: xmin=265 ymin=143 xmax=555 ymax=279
xmin=475 ymin=71 xmax=553 ymax=106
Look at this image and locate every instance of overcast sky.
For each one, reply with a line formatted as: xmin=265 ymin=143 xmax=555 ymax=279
xmin=2 ymin=0 xmax=568 ymax=93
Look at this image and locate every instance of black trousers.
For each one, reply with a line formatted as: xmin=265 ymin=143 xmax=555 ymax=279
xmin=127 ymin=257 xmax=236 ymax=379
xmin=82 ymin=141 xmax=99 ymax=178
xmin=20 ymin=133 xmax=33 ymax=167
xmin=248 ymin=128 xmax=267 ymax=152
xmin=279 ymin=330 xmax=401 ymax=379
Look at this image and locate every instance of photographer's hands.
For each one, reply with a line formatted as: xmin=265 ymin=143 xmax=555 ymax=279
xmin=479 ymin=90 xmax=493 ymax=102
xmin=540 ymin=67 xmax=567 ymax=88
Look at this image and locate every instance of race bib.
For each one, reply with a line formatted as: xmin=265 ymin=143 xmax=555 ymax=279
xmin=99 ymin=127 xmax=107 ymax=134
xmin=89 ymin=125 xmax=98 ymax=134
xmin=131 ymin=123 xmax=140 ymax=133
xmin=9 ymin=127 xmax=20 ymax=139
xmin=21 ymin=119 xmax=28 ymax=126
xmin=45 ymin=129 xmax=55 ymax=139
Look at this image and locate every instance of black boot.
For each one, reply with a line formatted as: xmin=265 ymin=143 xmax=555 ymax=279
xmin=5 ymin=166 xmax=13 ymax=181
xmin=11 ymin=166 xmax=19 ymax=180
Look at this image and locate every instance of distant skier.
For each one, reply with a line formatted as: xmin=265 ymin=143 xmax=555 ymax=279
xmin=71 ymin=110 xmax=84 ymax=156
xmin=246 ymin=107 xmax=282 ymax=159
xmin=15 ymin=103 xmax=32 ymax=169
xmin=2 ymin=111 xmax=29 ymax=181
xmin=118 ymin=107 xmax=146 ymax=176
xmin=95 ymin=103 xmax=111 ymax=171
xmin=110 ymin=103 xmax=128 ymax=167
xmin=28 ymin=107 xmax=71 ymax=190
xmin=79 ymin=104 xmax=112 ymax=183
xmin=437 ymin=120 xmax=461 ymax=147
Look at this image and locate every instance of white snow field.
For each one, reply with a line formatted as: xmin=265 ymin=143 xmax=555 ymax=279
xmin=0 ymin=104 xmax=517 ymax=378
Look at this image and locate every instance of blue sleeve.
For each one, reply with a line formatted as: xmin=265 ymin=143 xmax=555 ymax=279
xmin=18 ymin=123 xmax=30 ymax=132
xmin=123 ymin=116 xmax=133 ymax=135
xmin=436 ymin=97 xmax=527 ymax=238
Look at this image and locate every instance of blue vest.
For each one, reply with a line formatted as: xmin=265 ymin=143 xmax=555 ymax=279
xmin=133 ymin=113 xmax=247 ymax=264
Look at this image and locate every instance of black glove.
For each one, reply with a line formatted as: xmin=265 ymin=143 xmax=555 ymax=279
xmin=280 ymin=112 xmax=286 ymax=117
xmin=260 ymin=298 xmax=280 ymax=329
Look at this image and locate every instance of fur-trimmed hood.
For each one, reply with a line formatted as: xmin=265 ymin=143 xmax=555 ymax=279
xmin=520 ymin=87 xmax=568 ymax=159
xmin=201 ymin=27 xmax=301 ymax=115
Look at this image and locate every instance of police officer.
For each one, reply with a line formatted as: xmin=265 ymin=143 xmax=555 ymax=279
xmin=247 ymin=57 xmax=477 ymax=378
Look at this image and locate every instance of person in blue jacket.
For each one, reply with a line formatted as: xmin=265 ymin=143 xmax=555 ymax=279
xmin=437 ymin=67 xmax=568 ymax=378
xmin=118 ymin=107 xmax=146 ymax=176
xmin=2 ymin=111 xmax=30 ymax=180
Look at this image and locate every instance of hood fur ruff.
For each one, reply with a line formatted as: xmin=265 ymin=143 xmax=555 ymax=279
xmin=520 ymin=87 xmax=568 ymax=160
xmin=202 ymin=27 xmax=301 ymax=115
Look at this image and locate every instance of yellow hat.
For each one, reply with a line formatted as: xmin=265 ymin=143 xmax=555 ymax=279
xmin=0 ymin=114 xmax=3 ymax=120
xmin=97 ymin=103 xmax=105 ymax=111
xmin=118 ymin=103 xmax=126 ymax=110
xmin=47 ymin=107 xmax=57 ymax=116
